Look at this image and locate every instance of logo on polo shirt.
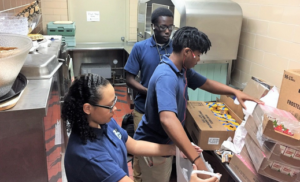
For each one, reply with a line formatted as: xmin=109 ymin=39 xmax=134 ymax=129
xmin=113 ymin=129 xmax=122 ymax=140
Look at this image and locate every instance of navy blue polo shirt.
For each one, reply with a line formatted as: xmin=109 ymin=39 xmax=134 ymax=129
xmin=134 ymin=55 xmax=207 ymax=144
xmin=124 ymin=36 xmax=173 ymax=114
xmin=64 ymin=118 xmax=129 ymax=182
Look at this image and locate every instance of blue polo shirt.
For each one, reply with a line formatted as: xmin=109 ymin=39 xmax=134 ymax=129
xmin=64 ymin=118 xmax=129 ymax=182
xmin=134 ymin=55 xmax=207 ymax=144
xmin=124 ymin=36 xmax=173 ymax=114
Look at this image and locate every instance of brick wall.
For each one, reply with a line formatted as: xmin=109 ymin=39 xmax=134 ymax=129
xmin=40 ymin=0 xmax=68 ymax=33
xmin=232 ymin=0 xmax=300 ymax=89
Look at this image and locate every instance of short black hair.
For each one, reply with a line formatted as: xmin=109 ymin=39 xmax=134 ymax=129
xmin=61 ymin=73 xmax=110 ymax=144
xmin=151 ymin=7 xmax=173 ymax=24
xmin=172 ymin=26 xmax=211 ymax=54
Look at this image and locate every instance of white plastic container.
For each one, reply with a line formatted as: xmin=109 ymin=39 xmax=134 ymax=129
xmin=0 ymin=34 xmax=32 ymax=97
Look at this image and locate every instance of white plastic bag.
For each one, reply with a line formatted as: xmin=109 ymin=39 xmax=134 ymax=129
xmin=176 ymin=146 xmax=216 ymax=182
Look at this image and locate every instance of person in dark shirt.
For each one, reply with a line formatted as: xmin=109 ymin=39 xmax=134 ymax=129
xmin=134 ymin=26 xmax=262 ymax=182
xmin=62 ymin=73 xmax=217 ymax=182
xmin=124 ymin=7 xmax=174 ymax=181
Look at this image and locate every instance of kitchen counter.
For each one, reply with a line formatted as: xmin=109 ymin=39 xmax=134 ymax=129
xmin=67 ymin=42 xmax=135 ymax=54
xmin=3 ymin=78 xmax=53 ymax=114
xmin=0 ymin=73 xmax=60 ymax=182
xmin=0 ymin=35 xmax=64 ymax=182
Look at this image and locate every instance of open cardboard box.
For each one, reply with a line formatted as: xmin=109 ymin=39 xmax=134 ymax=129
xmin=245 ymin=115 xmax=300 ymax=168
xmin=185 ymin=95 xmax=243 ymax=150
xmin=278 ymin=70 xmax=300 ymax=121
xmin=252 ymin=104 xmax=300 ymax=149
xmin=243 ymin=77 xmax=274 ymax=100
xmin=229 ymin=146 xmax=275 ymax=182
xmin=244 ymin=134 xmax=300 ymax=182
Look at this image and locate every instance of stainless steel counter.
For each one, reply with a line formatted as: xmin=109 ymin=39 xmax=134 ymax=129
xmin=37 ymin=35 xmax=62 ymax=57
xmin=0 ymin=74 xmax=57 ymax=182
xmin=4 ymin=78 xmax=53 ymax=114
xmin=0 ymin=35 xmax=64 ymax=182
xmin=67 ymin=42 xmax=135 ymax=54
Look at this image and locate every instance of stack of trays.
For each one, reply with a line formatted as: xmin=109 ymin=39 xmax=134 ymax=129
xmin=47 ymin=21 xmax=76 ymax=47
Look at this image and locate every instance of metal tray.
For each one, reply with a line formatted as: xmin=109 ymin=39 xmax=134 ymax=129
xmin=20 ymin=54 xmax=62 ymax=79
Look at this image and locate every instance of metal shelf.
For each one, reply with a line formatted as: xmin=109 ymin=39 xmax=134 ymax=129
xmin=111 ymin=67 xmax=124 ymax=70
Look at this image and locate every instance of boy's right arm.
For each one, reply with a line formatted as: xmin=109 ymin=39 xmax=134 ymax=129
xmin=159 ymin=111 xmax=210 ymax=179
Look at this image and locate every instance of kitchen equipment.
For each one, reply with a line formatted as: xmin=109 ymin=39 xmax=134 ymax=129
xmin=0 ymin=34 xmax=65 ymax=182
xmin=137 ymin=0 xmax=242 ymax=86
xmin=53 ymin=21 xmax=73 ymax=24
xmin=0 ymin=34 xmax=32 ymax=97
xmin=20 ymin=54 xmax=62 ymax=79
xmin=47 ymin=21 xmax=76 ymax=36
xmin=0 ymin=73 xmax=27 ymax=103
xmin=31 ymin=35 xmax=62 ymax=56
xmin=62 ymin=36 xmax=76 ymax=47
xmin=28 ymin=14 xmax=41 ymax=34
xmin=47 ymin=21 xmax=76 ymax=47
xmin=80 ymin=63 xmax=111 ymax=78
xmin=0 ymin=73 xmax=27 ymax=111
xmin=58 ymin=52 xmax=75 ymax=99
xmin=138 ymin=0 xmax=242 ymax=62
xmin=0 ymin=15 xmax=28 ymax=35
xmin=0 ymin=89 xmax=25 ymax=111
xmin=15 ymin=0 xmax=41 ymax=34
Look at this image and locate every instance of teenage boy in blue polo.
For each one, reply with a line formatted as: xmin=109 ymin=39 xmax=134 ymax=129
xmin=134 ymin=26 xmax=263 ymax=182
xmin=124 ymin=7 xmax=174 ymax=182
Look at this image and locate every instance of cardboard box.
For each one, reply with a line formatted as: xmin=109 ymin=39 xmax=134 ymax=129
xmin=243 ymin=77 xmax=273 ymax=99
xmin=244 ymin=135 xmax=300 ymax=182
xmin=185 ymin=95 xmax=243 ymax=150
xmin=278 ymin=70 xmax=300 ymax=121
xmin=229 ymin=146 xmax=275 ymax=182
xmin=252 ymin=104 xmax=300 ymax=149
xmin=245 ymin=115 xmax=300 ymax=168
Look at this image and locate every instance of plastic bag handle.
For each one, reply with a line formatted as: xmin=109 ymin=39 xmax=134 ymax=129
xmin=191 ymin=170 xmax=221 ymax=180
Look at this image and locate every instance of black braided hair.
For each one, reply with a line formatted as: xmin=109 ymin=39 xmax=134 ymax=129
xmin=61 ymin=73 xmax=110 ymax=144
xmin=172 ymin=26 xmax=212 ymax=54
xmin=151 ymin=7 xmax=173 ymax=24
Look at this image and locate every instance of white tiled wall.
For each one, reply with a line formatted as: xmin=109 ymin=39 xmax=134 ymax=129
xmin=232 ymin=0 xmax=300 ymax=89
xmin=41 ymin=0 xmax=69 ymax=33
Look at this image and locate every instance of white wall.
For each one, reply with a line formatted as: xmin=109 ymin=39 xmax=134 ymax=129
xmin=231 ymin=0 xmax=300 ymax=89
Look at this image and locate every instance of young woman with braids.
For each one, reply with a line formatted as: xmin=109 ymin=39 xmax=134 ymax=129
xmin=62 ymin=73 xmax=211 ymax=182
xmin=133 ymin=26 xmax=263 ymax=182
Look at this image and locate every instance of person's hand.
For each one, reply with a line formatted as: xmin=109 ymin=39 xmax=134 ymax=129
xmin=190 ymin=164 xmax=221 ymax=182
xmin=181 ymin=144 xmax=203 ymax=158
xmin=234 ymin=90 xmax=264 ymax=109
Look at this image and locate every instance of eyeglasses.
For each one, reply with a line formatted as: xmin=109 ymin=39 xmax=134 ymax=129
xmin=90 ymin=96 xmax=118 ymax=112
xmin=155 ymin=24 xmax=175 ymax=31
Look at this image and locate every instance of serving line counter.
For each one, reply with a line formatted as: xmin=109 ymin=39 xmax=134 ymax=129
xmin=0 ymin=36 xmax=66 ymax=182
